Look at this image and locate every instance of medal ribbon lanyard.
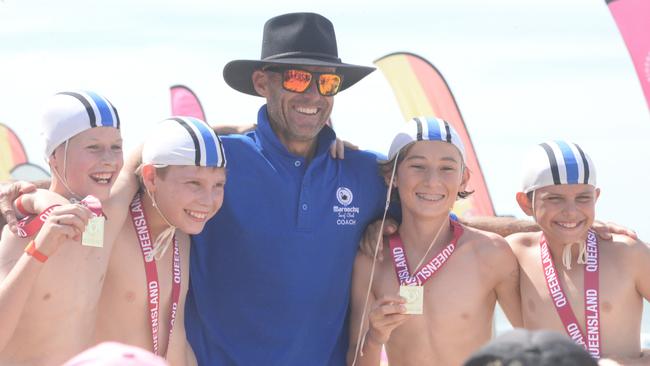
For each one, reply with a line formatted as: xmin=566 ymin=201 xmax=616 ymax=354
xmin=540 ymin=230 xmax=600 ymax=359
xmin=130 ymin=194 xmax=182 ymax=357
xmin=389 ymin=219 xmax=463 ymax=286
xmin=16 ymin=195 xmax=105 ymax=238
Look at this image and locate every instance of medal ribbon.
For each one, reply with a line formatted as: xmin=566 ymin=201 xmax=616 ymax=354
xmin=16 ymin=195 xmax=106 ymax=238
xmin=16 ymin=204 xmax=60 ymax=238
xmin=130 ymin=194 xmax=181 ymax=357
xmin=389 ymin=219 xmax=463 ymax=286
xmin=540 ymin=230 xmax=600 ymax=359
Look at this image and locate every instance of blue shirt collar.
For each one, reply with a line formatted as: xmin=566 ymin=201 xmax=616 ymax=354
xmin=256 ymin=105 xmax=337 ymax=160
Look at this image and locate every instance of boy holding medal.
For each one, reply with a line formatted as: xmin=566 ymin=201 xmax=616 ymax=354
xmin=0 ymin=91 xmax=137 ymax=366
xmin=348 ymin=117 xmax=523 ymax=366
xmin=507 ymin=141 xmax=650 ymax=363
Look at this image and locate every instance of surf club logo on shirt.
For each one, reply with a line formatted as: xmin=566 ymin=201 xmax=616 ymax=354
xmin=333 ymin=187 xmax=359 ymax=226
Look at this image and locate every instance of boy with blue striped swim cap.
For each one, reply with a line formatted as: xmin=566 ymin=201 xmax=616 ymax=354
xmin=0 ymin=90 xmax=129 ymax=366
xmin=507 ymin=141 xmax=650 ymax=362
xmin=93 ymin=116 xmax=226 ymax=363
xmin=348 ymin=117 xmax=523 ymax=366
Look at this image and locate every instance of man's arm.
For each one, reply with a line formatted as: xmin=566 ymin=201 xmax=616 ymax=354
xmin=460 ymin=216 xmax=539 ymax=238
xmin=461 ymin=216 xmax=639 ymax=242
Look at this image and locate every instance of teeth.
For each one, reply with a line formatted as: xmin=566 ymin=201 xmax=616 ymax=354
xmin=91 ymin=173 xmax=112 ymax=179
xmin=185 ymin=209 xmax=208 ymax=220
xmin=296 ymin=107 xmax=317 ymax=115
xmin=90 ymin=173 xmax=112 ymax=184
xmin=416 ymin=193 xmax=444 ymax=201
xmin=557 ymin=222 xmax=579 ymax=228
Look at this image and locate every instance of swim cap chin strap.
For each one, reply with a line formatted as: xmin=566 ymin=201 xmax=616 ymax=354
xmin=50 ymin=140 xmax=81 ymax=202
xmin=145 ymin=189 xmax=177 ymax=261
xmin=562 ymin=242 xmax=587 ymax=270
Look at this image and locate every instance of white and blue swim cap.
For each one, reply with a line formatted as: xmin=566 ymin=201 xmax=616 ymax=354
xmin=387 ymin=116 xmax=466 ymax=162
xmin=41 ymin=90 xmax=120 ymax=158
xmin=521 ymin=140 xmax=596 ymax=193
xmin=142 ymin=117 xmax=226 ymax=168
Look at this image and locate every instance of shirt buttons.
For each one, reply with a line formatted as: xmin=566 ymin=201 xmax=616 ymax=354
xmin=301 ymin=203 xmax=308 ymax=211
xmin=294 ymin=160 xmax=302 ymax=167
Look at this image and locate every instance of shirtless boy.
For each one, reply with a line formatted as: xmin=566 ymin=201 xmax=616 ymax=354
xmin=94 ymin=117 xmax=226 ymax=365
xmin=0 ymin=91 xmax=136 ymax=366
xmin=19 ymin=117 xmax=226 ymax=365
xmin=348 ymin=116 xmax=522 ymax=366
xmin=507 ymin=141 xmax=650 ymax=363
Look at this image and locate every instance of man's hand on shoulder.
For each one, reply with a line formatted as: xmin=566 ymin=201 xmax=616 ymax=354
xmin=592 ymin=220 xmax=638 ymax=241
xmin=329 ymin=138 xmax=358 ymax=160
xmin=0 ymin=181 xmax=37 ymax=234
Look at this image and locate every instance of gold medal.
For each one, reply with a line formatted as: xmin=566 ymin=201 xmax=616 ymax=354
xmin=82 ymin=216 xmax=105 ymax=247
xmin=400 ymin=285 xmax=423 ymax=314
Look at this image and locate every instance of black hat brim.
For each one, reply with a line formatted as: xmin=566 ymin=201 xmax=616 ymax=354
xmin=223 ymin=58 xmax=375 ymax=96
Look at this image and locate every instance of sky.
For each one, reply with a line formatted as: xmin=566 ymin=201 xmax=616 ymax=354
xmin=0 ymin=0 xmax=649 ymax=239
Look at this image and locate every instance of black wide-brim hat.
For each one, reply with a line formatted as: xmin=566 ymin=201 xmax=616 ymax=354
xmin=223 ymin=12 xmax=375 ymax=96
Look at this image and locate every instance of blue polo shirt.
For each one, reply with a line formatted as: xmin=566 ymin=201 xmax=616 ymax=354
xmin=186 ymin=105 xmax=386 ymax=366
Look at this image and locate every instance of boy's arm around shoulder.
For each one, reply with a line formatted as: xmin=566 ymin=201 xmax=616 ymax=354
xmin=102 ymin=146 xmax=142 ymax=243
xmin=472 ymin=228 xmax=523 ymax=327
xmin=461 ymin=216 xmax=539 ymax=238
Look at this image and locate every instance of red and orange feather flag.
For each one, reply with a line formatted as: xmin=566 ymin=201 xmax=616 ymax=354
xmin=375 ymin=52 xmax=495 ymax=217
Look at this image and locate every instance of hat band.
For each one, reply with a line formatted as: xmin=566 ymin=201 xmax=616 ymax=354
xmin=263 ymin=51 xmax=342 ymax=63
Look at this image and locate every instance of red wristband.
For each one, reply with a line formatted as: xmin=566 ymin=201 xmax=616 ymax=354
xmin=24 ymin=240 xmax=48 ymax=263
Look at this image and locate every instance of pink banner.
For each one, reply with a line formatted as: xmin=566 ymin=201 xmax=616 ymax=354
xmin=170 ymin=84 xmax=206 ymax=121
xmin=607 ymin=0 xmax=650 ymax=110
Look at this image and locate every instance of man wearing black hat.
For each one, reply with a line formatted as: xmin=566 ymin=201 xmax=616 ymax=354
xmin=184 ymin=12 xmax=387 ymax=365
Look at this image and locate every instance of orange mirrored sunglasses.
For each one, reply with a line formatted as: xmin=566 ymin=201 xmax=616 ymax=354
xmin=265 ymin=67 xmax=343 ymax=96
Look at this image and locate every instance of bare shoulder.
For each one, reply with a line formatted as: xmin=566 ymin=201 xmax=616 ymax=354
xmin=606 ymin=234 xmax=650 ymax=261
xmin=459 ymin=225 xmax=519 ymax=285
xmin=610 ymin=233 xmax=646 ymax=248
xmin=505 ymin=231 xmax=539 ymax=252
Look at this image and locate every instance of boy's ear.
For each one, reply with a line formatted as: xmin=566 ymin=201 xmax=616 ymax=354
xmin=383 ymin=170 xmax=398 ymax=188
xmin=459 ymin=167 xmax=470 ymax=192
xmin=141 ymin=164 xmax=157 ymax=193
xmin=594 ymin=187 xmax=601 ymax=202
xmin=516 ymin=192 xmax=534 ymax=217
